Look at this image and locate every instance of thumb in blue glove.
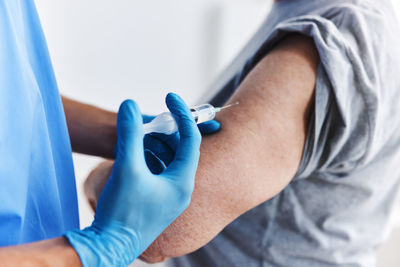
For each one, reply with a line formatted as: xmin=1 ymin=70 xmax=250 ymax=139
xmin=65 ymin=93 xmax=201 ymax=267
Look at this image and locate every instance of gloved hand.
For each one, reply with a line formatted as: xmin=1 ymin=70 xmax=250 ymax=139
xmin=65 ymin=93 xmax=201 ymax=267
xmin=143 ymin=115 xmax=220 ymax=174
xmin=82 ymin=109 xmax=220 ymax=213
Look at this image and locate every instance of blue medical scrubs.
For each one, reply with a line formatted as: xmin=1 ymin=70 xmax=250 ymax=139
xmin=0 ymin=0 xmax=79 ymax=245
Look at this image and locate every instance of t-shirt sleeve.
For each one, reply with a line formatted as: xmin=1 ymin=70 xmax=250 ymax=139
xmin=257 ymin=3 xmax=392 ymax=180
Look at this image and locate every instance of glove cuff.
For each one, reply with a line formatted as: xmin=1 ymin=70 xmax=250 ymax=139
xmin=64 ymin=221 xmax=140 ymax=267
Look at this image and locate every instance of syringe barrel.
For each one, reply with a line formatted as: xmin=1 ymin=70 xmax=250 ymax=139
xmin=143 ymin=104 xmax=216 ymax=135
xmin=190 ymin=104 xmax=216 ymax=124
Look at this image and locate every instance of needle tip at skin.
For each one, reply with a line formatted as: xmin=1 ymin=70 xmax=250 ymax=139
xmin=218 ymin=102 xmax=239 ymax=112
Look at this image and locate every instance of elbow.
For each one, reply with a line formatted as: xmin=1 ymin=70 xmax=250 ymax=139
xmin=140 ymin=247 xmax=195 ymax=264
xmin=140 ymin=233 xmax=204 ymax=263
xmin=140 ymin=239 xmax=170 ymax=263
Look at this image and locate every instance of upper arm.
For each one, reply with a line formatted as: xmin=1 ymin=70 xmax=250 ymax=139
xmin=141 ymin=34 xmax=319 ymax=262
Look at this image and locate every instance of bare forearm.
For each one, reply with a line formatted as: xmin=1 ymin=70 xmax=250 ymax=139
xmin=62 ymin=96 xmax=117 ymax=158
xmin=0 ymin=237 xmax=81 ymax=267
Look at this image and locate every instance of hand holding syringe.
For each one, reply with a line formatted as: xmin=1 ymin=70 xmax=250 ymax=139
xmin=143 ymin=102 xmax=239 ymax=135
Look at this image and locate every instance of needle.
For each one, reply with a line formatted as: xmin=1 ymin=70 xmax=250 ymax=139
xmin=215 ymin=102 xmax=240 ymax=112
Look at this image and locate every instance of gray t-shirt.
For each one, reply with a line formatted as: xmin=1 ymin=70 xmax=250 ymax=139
xmin=172 ymin=0 xmax=400 ymax=266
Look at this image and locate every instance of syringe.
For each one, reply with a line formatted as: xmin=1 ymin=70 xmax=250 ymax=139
xmin=143 ymin=102 xmax=239 ymax=135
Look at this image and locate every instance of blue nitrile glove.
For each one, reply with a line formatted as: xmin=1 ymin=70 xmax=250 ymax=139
xmin=65 ymin=93 xmax=201 ymax=267
xmin=143 ymin=116 xmax=220 ymax=174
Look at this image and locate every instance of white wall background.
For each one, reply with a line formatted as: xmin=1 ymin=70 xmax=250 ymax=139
xmin=34 ymin=0 xmax=400 ymax=266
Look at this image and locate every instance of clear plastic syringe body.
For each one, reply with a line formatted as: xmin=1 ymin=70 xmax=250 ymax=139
xmin=143 ymin=104 xmax=216 ymax=135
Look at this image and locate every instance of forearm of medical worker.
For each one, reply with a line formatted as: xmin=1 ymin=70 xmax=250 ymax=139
xmin=62 ymin=96 xmax=117 ymax=159
xmin=0 ymin=237 xmax=81 ymax=267
xmin=139 ymin=34 xmax=319 ymax=262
